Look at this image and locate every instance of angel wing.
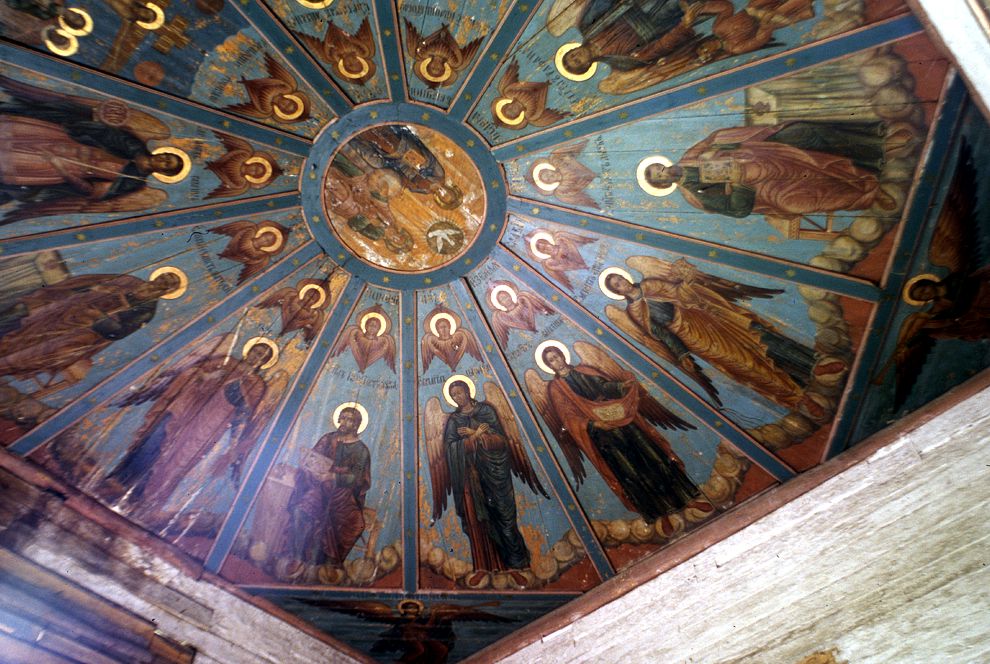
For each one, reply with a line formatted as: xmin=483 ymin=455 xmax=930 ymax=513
xmin=888 ymin=311 xmax=938 ymax=410
xmin=604 ymin=304 xmax=721 ymax=406
xmin=524 ymin=368 xmax=587 ymax=485
xmin=483 ymin=382 xmax=548 ymax=498
xmin=379 ymin=332 xmax=397 ymax=372
xmin=431 ymin=602 xmax=512 ymax=624
xmin=219 ymin=369 xmax=291 ymax=485
xmin=301 ymin=599 xmax=400 ymax=624
xmin=454 ymin=329 xmax=482 ymax=363
xmin=928 ymin=141 xmax=981 ymax=274
xmin=549 ymin=141 xmax=599 ymax=207
xmin=573 ymin=341 xmax=694 ymax=431
xmin=627 ymin=256 xmax=782 ymax=304
xmin=205 ymin=133 xmax=254 ymax=199
xmin=257 ymin=287 xmax=296 ymax=310
xmin=495 ymin=61 xmax=568 ymax=127
xmin=1 ymin=186 xmax=167 ymax=225
xmin=421 ymin=334 xmax=439 ymax=371
xmin=225 ymin=53 xmax=307 ymax=121
xmin=424 ymin=396 xmax=451 ymax=520
xmin=329 ymin=325 xmax=358 ymax=359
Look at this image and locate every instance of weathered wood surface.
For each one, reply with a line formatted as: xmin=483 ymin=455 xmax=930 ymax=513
xmin=488 ymin=375 xmax=990 ymax=663
xmin=0 ymin=454 xmax=368 ymax=664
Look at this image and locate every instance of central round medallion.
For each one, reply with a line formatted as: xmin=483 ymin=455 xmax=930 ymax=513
xmin=322 ymin=123 xmax=486 ymax=273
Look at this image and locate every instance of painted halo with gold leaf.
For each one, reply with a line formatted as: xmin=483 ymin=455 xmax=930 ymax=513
xmin=333 ymin=401 xmax=370 ymax=433
xmin=360 ymin=311 xmax=388 ymax=336
xmin=150 ymin=146 xmax=192 ymax=184
xmin=298 ymin=284 xmax=327 ymax=309
xmin=636 ymin=155 xmax=677 ymax=197
xmin=148 ymin=266 xmax=188 ymax=299
xmin=598 ymin=266 xmax=634 ymax=301
xmin=443 ymin=374 xmax=477 ymax=407
xmin=242 ymin=336 xmax=280 ymax=369
xmin=429 ymin=312 xmax=458 ymax=337
xmin=555 ymin=42 xmax=598 ymax=81
xmin=489 ymin=284 xmax=518 ymax=312
xmin=534 ymin=340 xmax=571 ymax=374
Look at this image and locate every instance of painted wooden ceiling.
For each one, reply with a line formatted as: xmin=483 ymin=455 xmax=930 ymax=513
xmin=1 ymin=0 xmax=988 ymax=660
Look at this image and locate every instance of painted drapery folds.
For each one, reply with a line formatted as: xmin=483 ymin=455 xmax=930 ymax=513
xmin=0 ymin=0 xmax=985 ymax=660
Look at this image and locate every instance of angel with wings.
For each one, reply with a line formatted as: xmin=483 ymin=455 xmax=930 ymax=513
xmin=525 ymin=141 xmax=599 ymax=209
xmin=224 ymin=53 xmax=311 ymax=125
xmin=404 ymin=19 xmax=483 ymax=89
xmin=421 ymin=306 xmax=481 ymax=371
xmin=313 ymin=598 xmax=510 ymax=664
xmin=330 ymin=305 xmax=397 ymax=373
xmin=880 ymin=141 xmax=990 ymax=411
xmin=0 ymin=74 xmax=190 ymax=225
xmin=102 ymin=334 xmax=288 ymax=526
xmin=210 ymin=220 xmax=289 ymax=285
xmin=602 ymin=257 xmax=838 ymax=415
xmin=524 ymin=229 xmax=595 ymax=291
xmin=258 ymin=277 xmax=335 ymax=343
xmin=425 ymin=377 xmax=548 ymax=571
xmin=525 ymin=341 xmax=703 ymax=520
xmin=488 ymin=282 xmax=554 ymax=346
xmin=299 ymin=17 xmax=377 ymax=85
xmin=205 ymin=132 xmax=283 ymax=199
xmin=491 ymin=59 xmax=569 ymax=131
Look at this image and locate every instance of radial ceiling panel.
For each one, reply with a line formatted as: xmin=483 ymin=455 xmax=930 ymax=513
xmin=1 ymin=0 xmax=988 ymax=661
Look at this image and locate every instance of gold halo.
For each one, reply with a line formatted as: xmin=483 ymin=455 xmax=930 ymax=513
xmin=338 ymin=56 xmax=370 ymax=80
xmin=531 ymin=162 xmax=560 ymax=193
xmin=534 ymin=340 xmax=571 ymax=374
xmin=333 ymin=401 xmax=369 ymax=434
xmin=494 ymin=98 xmax=526 ymax=126
xmin=528 ymin=231 xmax=555 ymax=260
xmin=442 ymin=374 xmax=476 ymax=407
xmin=397 ymin=599 xmax=424 ymax=614
xmin=298 ymin=284 xmax=327 ymax=309
xmin=254 ymin=226 xmax=284 ymax=253
xmin=418 ymin=58 xmax=453 ymax=84
xmin=489 ymin=284 xmax=518 ymax=312
xmin=902 ymin=273 xmax=941 ymax=306
xmin=429 ymin=312 xmax=458 ymax=337
xmin=135 ymin=2 xmax=165 ymax=30
xmin=244 ymin=156 xmax=274 ymax=185
xmin=148 ymin=266 xmax=188 ymax=299
xmin=360 ymin=311 xmax=387 ymax=336
xmin=296 ymin=0 xmax=333 ymax=7
xmin=599 ymin=266 xmax=634 ymax=300
xmin=150 ymin=146 xmax=191 ymax=184
xmin=636 ymin=155 xmax=677 ymax=197
xmin=273 ymin=93 xmax=305 ymax=121
xmin=43 ymin=27 xmax=79 ymax=57
xmin=555 ymin=42 xmax=598 ymax=81
xmin=58 ymin=8 xmax=93 ymax=36
xmin=242 ymin=336 xmax=279 ymax=370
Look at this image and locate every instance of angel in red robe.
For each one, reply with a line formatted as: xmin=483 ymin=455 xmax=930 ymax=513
xmin=524 ymin=229 xmax=595 ymax=291
xmin=205 ymin=132 xmax=283 ymax=199
xmin=525 ymin=341 xmax=703 ymax=520
xmin=420 ymin=306 xmax=481 ymax=371
xmin=525 ymin=141 xmax=599 ymax=210
xmin=224 ymin=53 xmax=311 ymax=125
xmin=425 ymin=378 xmax=547 ymax=571
xmin=404 ymin=19 xmax=483 ymax=88
xmin=209 ymin=220 xmax=289 ymax=285
xmin=299 ymin=17 xmax=377 ymax=86
xmin=330 ymin=305 xmax=397 ymax=373
xmin=487 ymin=281 xmax=554 ymax=346
xmin=258 ymin=277 xmax=334 ymax=343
